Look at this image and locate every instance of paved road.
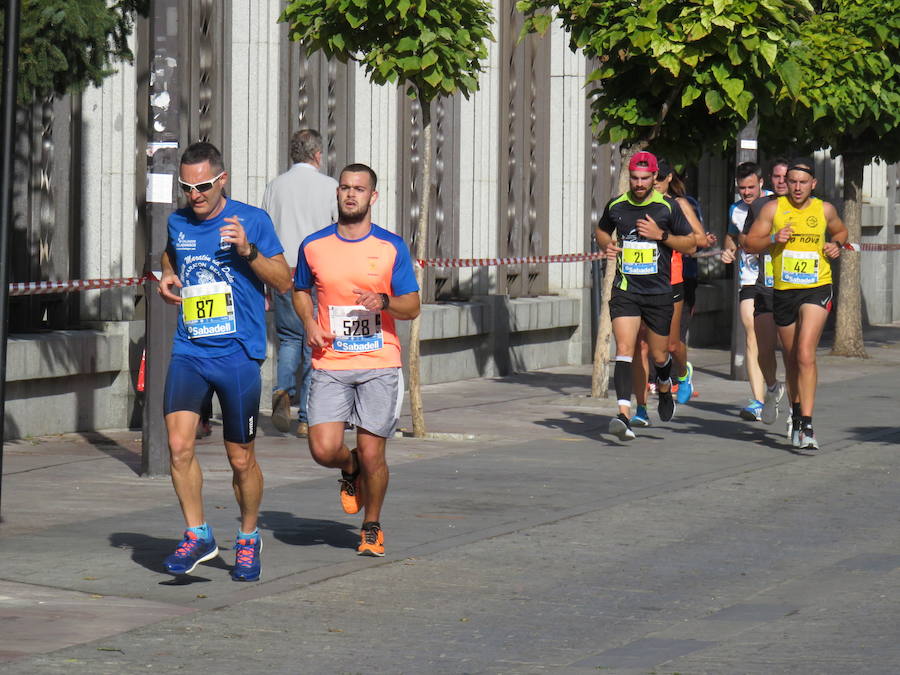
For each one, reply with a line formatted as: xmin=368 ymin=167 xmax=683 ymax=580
xmin=2 ymin=330 xmax=899 ymax=674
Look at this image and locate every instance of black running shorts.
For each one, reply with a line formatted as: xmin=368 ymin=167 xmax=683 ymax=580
xmin=671 ymin=282 xmax=685 ymax=304
xmin=738 ymin=285 xmax=756 ymax=303
xmin=609 ymin=289 xmax=674 ymax=337
xmin=773 ymin=284 xmax=833 ymax=327
xmin=753 ymin=290 xmax=773 ymax=316
xmin=683 ymin=277 xmax=698 ymax=310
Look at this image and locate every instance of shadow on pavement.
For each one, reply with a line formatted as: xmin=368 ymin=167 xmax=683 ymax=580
xmin=841 ymin=426 xmax=900 ymax=445
xmin=480 ymin=371 xmax=592 ymax=396
xmin=108 ymin=531 xmax=232 ymax=581
xmin=534 ymin=410 xmax=607 ymax=440
xmin=668 ymin=412 xmax=794 ymax=450
xmin=256 ymin=512 xmax=359 ymax=549
xmin=76 ymin=432 xmax=142 ymax=476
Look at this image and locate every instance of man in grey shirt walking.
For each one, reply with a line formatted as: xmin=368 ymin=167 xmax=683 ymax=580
xmin=262 ymin=129 xmax=338 ymax=436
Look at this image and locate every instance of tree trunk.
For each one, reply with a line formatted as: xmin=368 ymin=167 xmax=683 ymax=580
xmin=408 ymin=101 xmax=432 ymax=437
xmin=831 ymin=152 xmax=868 ymax=358
xmin=591 ymin=147 xmax=635 ymax=397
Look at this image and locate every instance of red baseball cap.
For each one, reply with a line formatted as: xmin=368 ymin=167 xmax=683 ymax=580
xmin=628 ymin=151 xmax=658 ymax=173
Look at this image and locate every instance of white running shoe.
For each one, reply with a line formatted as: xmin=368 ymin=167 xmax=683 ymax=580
xmin=762 ymin=382 xmax=785 ymax=425
xmin=798 ymin=426 xmax=819 ymax=452
xmin=609 ymin=414 xmax=636 ymax=441
xmin=787 ymin=417 xmax=801 ymax=448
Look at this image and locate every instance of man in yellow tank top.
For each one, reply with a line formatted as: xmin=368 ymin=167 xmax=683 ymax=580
xmin=745 ymin=159 xmax=848 ymax=452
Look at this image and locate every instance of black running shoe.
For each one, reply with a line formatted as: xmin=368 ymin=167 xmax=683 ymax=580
xmin=657 ymin=385 xmax=676 ymax=422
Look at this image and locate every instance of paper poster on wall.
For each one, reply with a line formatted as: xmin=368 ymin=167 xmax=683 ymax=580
xmin=147 ymin=173 xmax=174 ymax=203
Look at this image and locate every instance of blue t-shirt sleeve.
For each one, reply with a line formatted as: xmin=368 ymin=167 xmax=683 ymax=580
xmin=247 ymin=208 xmax=283 ymax=259
xmin=727 ymin=203 xmax=741 ymax=237
xmin=390 ymin=239 xmax=419 ymax=296
xmin=294 ymin=241 xmax=312 ymax=290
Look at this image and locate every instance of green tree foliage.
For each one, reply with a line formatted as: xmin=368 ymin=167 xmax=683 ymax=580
xmin=0 ymin=0 xmax=148 ymax=104
xmin=518 ymin=0 xmax=812 ymax=163
xmin=280 ymin=0 xmax=493 ymax=105
xmin=763 ymin=0 xmax=900 ymax=358
xmin=765 ymin=0 xmax=900 ymax=162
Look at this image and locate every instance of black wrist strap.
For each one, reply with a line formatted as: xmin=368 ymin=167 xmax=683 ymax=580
xmin=380 ymin=293 xmax=390 ymax=310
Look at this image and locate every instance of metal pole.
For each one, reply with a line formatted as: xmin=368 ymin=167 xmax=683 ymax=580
xmin=141 ymin=0 xmax=181 ymax=476
xmin=730 ymin=117 xmax=758 ymax=381
xmin=590 ymin=235 xmax=602 ymax=350
xmin=0 ymin=0 xmax=23 ymax=518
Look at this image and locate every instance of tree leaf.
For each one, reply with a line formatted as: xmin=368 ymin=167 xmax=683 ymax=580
xmin=421 ymin=50 xmax=439 ymax=68
xmin=397 ymin=36 xmax=419 ymax=52
xmin=705 ymin=89 xmax=725 ymax=113
xmin=681 ymin=84 xmax=702 ymax=108
xmin=778 ymin=58 xmax=803 ymax=98
xmin=722 ymin=77 xmax=744 ymax=104
xmin=758 ymin=40 xmax=777 ymax=69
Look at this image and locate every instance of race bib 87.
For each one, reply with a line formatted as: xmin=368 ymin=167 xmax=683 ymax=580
xmin=181 ymin=281 xmax=236 ymax=338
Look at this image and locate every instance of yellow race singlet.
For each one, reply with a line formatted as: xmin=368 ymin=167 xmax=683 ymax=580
xmin=770 ymin=196 xmax=832 ymax=290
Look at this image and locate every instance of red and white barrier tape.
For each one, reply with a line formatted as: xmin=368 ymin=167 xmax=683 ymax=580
xmin=6 ymin=242 xmax=893 ymax=296
xmin=8 ymin=274 xmax=155 ymax=297
xmin=417 ymin=247 xmax=728 ymax=268
xmin=840 ymin=242 xmax=900 ymax=252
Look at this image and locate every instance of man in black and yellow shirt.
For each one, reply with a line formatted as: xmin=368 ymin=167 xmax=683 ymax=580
xmin=596 ymin=151 xmax=697 ymax=440
xmin=745 ymin=159 xmax=848 ymax=452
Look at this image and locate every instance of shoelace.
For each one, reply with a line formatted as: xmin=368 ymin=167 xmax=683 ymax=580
xmin=175 ymin=532 xmax=201 ymax=557
xmin=362 ymin=526 xmax=381 ymax=545
xmin=234 ymin=539 xmax=258 ymax=567
xmin=339 ymin=475 xmax=358 ymax=496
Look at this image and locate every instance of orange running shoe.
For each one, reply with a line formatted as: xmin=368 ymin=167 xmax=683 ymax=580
xmin=357 ymin=521 xmax=384 ymax=557
xmin=339 ymin=449 xmax=363 ymax=514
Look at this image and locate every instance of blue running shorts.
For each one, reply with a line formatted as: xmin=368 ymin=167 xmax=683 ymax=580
xmin=164 ymin=350 xmax=262 ymax=443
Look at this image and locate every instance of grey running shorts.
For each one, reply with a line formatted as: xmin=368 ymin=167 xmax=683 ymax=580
xmin=308 ymin=367 xmax=403 ymax=438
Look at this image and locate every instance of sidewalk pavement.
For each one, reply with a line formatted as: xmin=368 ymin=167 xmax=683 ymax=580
xmin=2 ymin=324 xmax=900 ymax=673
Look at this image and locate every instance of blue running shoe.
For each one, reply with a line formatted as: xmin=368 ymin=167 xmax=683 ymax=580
xmin=676 ymin=361 xmax=694 ymax=405
xmin=164 ymin=530 xmax=219 ymax=575
xmin=630 ymin=405 xmax=651 ymax=427
xmin=232 ymin=537 xmax=262 ymax=582
xmin=739 ymin=399 xmax=764 ymax=421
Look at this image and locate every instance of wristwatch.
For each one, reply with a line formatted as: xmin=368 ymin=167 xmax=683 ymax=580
xmin=659 ymin=230 xmax=669 ymax=242
xmin=242 ymin=243 xmax=259 ymax=262
xmin=380 ymin=293 xmax=390 ymax=310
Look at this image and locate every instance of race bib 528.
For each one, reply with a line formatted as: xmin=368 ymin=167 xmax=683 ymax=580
xmin=329 ymin=305 xmax=383 ymax=353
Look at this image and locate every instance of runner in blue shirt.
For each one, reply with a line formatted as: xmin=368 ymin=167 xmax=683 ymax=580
xmin=157 ymin=142 xmax=291 ymax=582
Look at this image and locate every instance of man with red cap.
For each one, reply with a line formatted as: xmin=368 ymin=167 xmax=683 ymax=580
xmin=595 ymin=151 xmax=697 ymax=441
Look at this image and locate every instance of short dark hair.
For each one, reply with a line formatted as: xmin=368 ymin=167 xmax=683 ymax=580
xmin=736 ymin=162 xmax=762 ymax=181
xmin=770 ymin=157 xmax=790 ymax=174
xmin=789 ymin=157 xmax=816 ymax=175
xmin=181 ymin=142 xmax=224 ymax=173
xmin=340 ymin=163 xmax=378 ymax=189
xmin=290 ymin=129 xmax=324 ymax=164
